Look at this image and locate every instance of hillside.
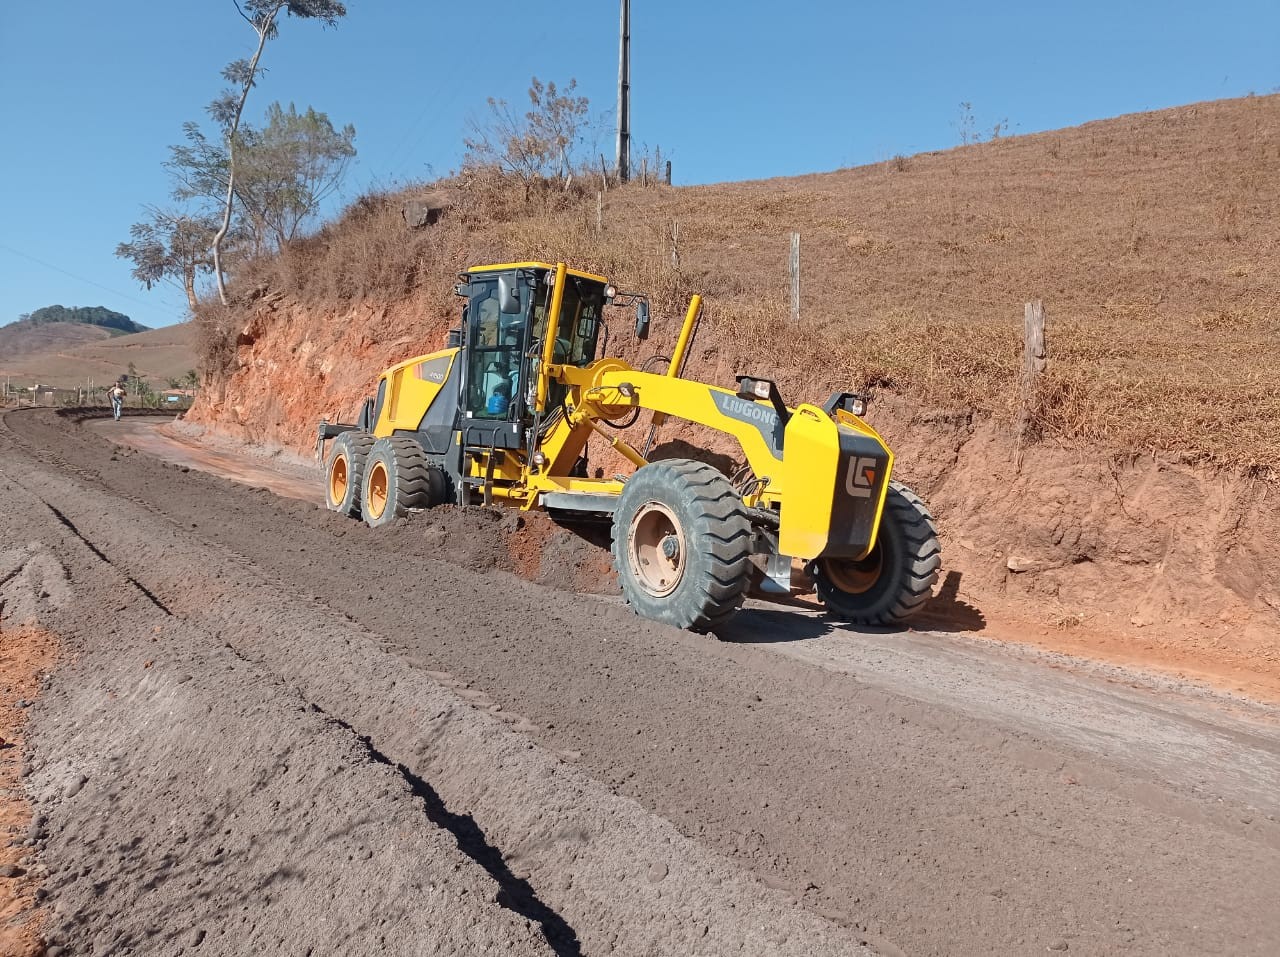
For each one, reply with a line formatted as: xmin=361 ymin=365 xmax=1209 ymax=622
xmin=0 ymin=320 xmax=117 ymax=362
xmin=192 ymin=93 xmax=1280 ymax=469
xmin=0 ymin=322 xmax=196 ymax=389
xmin=22 ymin=304 xmax=146 ymax=334
xmin=184 ymin=94 xmax=1280 ymax=652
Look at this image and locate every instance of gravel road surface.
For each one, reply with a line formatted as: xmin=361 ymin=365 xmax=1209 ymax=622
xmin=3 ymin=408 xmax=1279 ymax=956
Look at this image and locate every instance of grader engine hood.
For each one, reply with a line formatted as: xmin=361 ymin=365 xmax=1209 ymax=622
xmin=778 ymin=406 xmax=893 ymax=561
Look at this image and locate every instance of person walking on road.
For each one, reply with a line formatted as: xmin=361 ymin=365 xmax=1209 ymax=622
xmin=110 ymin=382 xmax=126 ymax=421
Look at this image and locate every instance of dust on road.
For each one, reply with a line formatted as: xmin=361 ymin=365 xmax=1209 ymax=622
xmin=4 ymin=407 xmax=1280 ymax=956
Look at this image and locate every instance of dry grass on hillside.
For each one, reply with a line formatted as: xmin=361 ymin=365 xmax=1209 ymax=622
xmin=204 ymin=95 xmax=1280 ymax=471
xmin=1 ymin=323 xmax=196 ymax=389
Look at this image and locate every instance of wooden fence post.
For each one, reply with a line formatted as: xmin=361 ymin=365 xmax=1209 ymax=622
xmin=665 ymin=160 xmax=672 ymax=185
xmin=670 ymin=222 xmax=681 ymax=269
xmin=596 ymin=192 xmax=603 ymax=234
xmin=789 ymin=232 xmax=801 ymax=322
xmin=1016 ymin=300 xmax=1048 ymax=466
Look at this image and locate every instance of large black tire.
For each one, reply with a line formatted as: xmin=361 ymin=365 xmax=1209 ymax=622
xmin=611 ymin=459 xmax=754 ymax=633
xmin=812 ymin=480 xmax=941 ymax=626
xmin=360 ymin=436 xmax=446 ymax=528
xmin=325 ymin=431 xmax=375 ymax=517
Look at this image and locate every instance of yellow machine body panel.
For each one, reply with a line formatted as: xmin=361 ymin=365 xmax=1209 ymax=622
xmin=372 ymin=349 xmax=458 ymax=437
xmin=548 ymin=365 xmax=789 ymax=485
xmin=533 ymin=362 xmax=895 ymax=561
xmin=777 ymin=406 xmax=894 ymax=560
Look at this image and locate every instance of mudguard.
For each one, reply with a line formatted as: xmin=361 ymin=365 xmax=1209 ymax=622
xmin=778 ymin=404 xmax=894 ymax=560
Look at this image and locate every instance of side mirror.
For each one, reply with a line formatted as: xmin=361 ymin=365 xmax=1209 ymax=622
xmin=635 ymin=301 xmax=651 ymax=340
xmin=498 ymin=274 xmax=522 ymax=315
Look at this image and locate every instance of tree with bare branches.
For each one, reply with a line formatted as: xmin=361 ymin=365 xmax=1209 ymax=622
xmin=115 ymin=208 xmax=227 ymax=312
xmin=209 ymin=0 xmax=347 ymax=304
xmin=464 ymin=77 xmax=591 ymax=185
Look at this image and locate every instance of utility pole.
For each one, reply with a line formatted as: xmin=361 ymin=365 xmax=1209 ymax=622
xmin=616 ymin=0 xmax=631 ymax=183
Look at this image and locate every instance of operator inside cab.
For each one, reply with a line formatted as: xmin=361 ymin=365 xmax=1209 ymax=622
xmin=464 ymin=267 xmax=607 ymax=422
xmin=469 ymin=287 xmax=525 ymax=420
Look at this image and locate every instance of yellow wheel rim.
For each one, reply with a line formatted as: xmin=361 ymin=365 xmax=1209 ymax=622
xmin=819 ymin=548 xmax=884 ymax=596
xmin=328 ymin=454 xmax=348 ymax=507
xmin=628 ymin=502 xmax=685 ymax=598
xmin=366 ymin=460 xmax=389 ymax=520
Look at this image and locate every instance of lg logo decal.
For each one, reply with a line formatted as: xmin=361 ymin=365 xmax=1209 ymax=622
xmin=845 ymin=457 xmax=878 ymax=498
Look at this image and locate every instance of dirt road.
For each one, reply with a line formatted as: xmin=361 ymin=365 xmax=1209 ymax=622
xmin=3 ymin=409 xmax=1279 ymax=956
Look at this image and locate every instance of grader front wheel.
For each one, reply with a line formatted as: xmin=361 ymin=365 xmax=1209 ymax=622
xmin=813 ymin=480 xmax=940 ymax=626
xmin=612 ymin=459 xmax=754 ymax=633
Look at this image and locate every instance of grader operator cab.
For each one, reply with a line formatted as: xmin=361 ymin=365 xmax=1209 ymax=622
xmin=320 ymin=261 xmax=940 ymax=632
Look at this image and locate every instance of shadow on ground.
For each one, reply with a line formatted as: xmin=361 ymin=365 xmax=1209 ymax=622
xmin=720 ymin=571 xmax=985 ymax=643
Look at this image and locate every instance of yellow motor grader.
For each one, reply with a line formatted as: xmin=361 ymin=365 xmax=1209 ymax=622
xmin=319 ymin=261 xmax=940 ymax=632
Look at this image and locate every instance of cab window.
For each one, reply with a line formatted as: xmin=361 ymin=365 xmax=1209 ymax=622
xmin=466 ymin=280 xmax=525 ymax=420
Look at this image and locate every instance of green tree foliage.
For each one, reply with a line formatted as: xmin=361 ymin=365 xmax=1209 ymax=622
xmin=166 ymin=122 xmax=229 ymax=208
xmin=24 ymin=306 xmax=144 ymax=334
xmin=464 ymin=77 xmax=591 ymax=183
xmin=234 ymin=103 xmax=356 ymax=248
xmin=121 ymin=100 xmax=352 ymax=308
xmin=207 ymin=0 xmax=348 ymax=304
xmin=115 ymin=207 xmax=225 ymax=311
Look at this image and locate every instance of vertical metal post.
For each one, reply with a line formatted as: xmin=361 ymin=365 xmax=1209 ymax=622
xmin=789 ymin=232 xmax=801 ymax=322
xmin=617 ymin=0 xmax=631 ymax=183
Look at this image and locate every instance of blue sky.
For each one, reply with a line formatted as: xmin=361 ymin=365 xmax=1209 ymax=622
xmin=1 ymin=1 xmax=1277 ymax=329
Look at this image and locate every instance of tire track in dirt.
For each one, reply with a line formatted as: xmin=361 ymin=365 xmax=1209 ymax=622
xmin=7 ymin=408 xmax=1280 ymax=955
xmin=0 ymin=473 xmax=561 ymax=956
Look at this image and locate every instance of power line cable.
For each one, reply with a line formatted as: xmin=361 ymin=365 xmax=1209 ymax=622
xmin=0 ymin=240 xmax=183 ymax=317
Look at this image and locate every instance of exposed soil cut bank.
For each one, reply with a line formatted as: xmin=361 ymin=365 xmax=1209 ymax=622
xmin=0 ymin=626 xmax=58 ymax=957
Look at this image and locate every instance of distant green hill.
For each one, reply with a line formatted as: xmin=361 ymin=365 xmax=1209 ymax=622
xmin=17 ymin=305 xmax=148 ymax=335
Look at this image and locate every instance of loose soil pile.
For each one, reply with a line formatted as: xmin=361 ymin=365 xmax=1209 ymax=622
xmin=5 ymin=407 xmax=1280 ymax=955
xmin=413 ymin=506 xmax=616 ymax=595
